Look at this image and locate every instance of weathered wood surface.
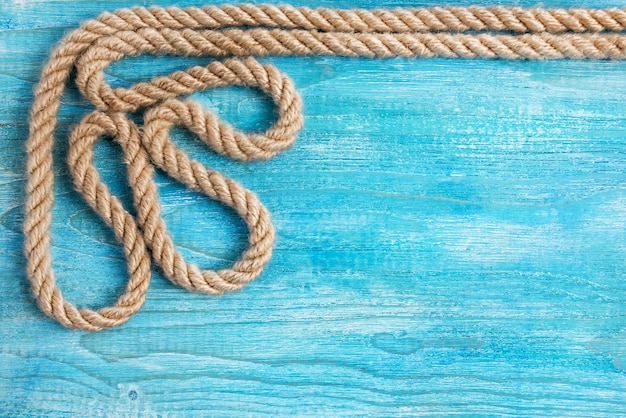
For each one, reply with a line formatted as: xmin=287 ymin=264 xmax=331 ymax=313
xmin=1 ymin=0 xmax=626 ymax=415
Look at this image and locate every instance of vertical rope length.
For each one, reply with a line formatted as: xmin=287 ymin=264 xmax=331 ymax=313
xmin=24 ymin=4 xmax=626 ymax=330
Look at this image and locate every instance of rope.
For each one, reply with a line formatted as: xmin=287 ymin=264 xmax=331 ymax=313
xmin=24 ymin=4 xmax=626 ymax=331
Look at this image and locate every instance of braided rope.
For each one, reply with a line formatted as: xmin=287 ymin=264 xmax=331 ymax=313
xmin=24 ymin=4 xmax=626 ymax=331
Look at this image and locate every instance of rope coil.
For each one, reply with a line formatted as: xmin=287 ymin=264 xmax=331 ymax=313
xmin=25 ymin=4 xmax=626 ymax=330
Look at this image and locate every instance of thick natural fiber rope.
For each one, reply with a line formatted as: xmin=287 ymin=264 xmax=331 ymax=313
xmin=25 ymin=4 xmax=626 ymax=331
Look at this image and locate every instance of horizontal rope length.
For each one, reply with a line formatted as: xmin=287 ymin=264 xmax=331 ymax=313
xmin=24 ymin=4 xmax=626 ymax=331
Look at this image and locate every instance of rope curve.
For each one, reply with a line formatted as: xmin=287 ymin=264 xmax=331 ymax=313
xmin=25 ymin=4 xmax=626 ymax=330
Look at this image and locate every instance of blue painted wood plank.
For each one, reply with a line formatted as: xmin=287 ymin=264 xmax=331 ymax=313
xmin=1 ymin=0 xmax=626 ymax=415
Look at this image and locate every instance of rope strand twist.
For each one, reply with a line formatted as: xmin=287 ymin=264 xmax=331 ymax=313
xmin=25 ymin=4 xmax=626 ymax=330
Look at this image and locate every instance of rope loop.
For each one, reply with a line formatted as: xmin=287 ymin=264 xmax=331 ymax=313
xmin=24 ymin=4 xmax=626 ymax=330
xmin=61 ymin=111 xmax=152 ymax=330
xmin=140 ymin=96 xmax=278 ymax=295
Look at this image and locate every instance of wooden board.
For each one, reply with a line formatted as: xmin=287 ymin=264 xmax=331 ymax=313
xmin=1 ymin=0 xmax=626 ymax=415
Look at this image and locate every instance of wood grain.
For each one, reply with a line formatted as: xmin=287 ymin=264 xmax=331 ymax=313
xmin=1 ymin=0 xmax=626 ymax=415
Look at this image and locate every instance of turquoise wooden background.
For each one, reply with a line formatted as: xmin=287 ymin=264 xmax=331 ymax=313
xmin=2 ymin=0 xmax=626 ymax=415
